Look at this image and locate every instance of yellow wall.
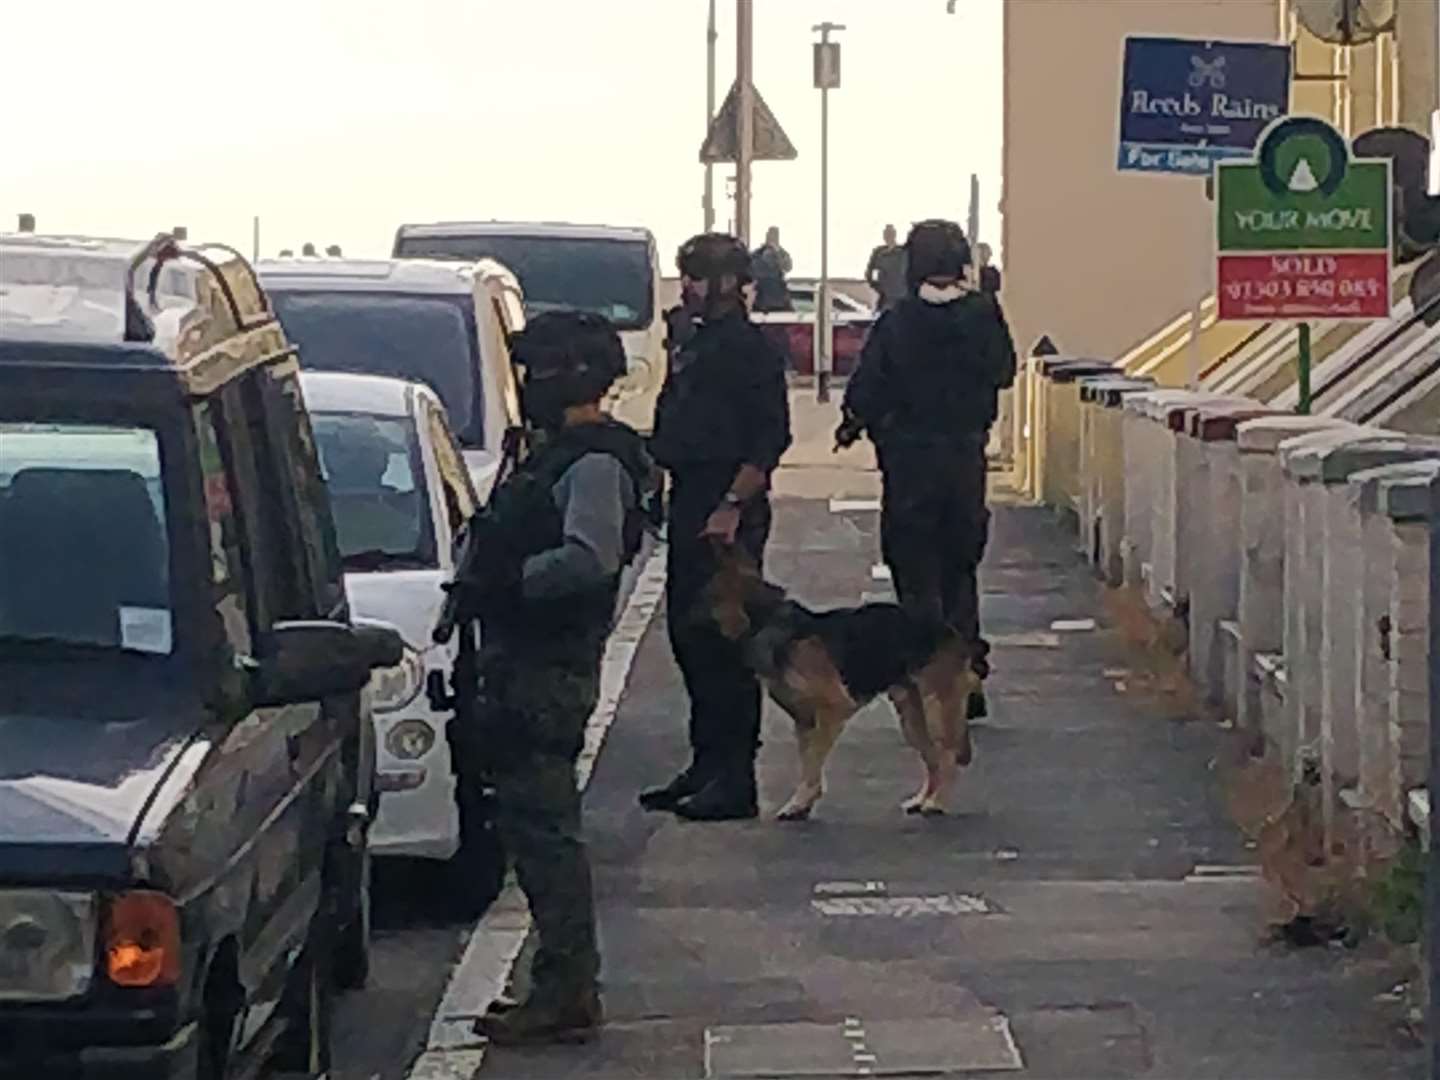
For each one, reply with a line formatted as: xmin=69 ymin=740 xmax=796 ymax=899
xmin=1001 ymin=0 xmax=1281 ymax=366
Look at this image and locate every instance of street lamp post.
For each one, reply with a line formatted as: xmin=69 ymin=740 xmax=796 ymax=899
xmin=704 ymin=0 xmax=718 ymax=233
xmin=735 ymin=0 xmax=755 ymax=246
xmin=813 ymin=22 xmax=844 ymax=404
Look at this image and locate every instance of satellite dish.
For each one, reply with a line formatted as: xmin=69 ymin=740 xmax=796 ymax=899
xmin=1292 ymin=0 xmax=1396 ymax=45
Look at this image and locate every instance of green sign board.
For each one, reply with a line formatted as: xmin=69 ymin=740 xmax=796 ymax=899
xmin=1216 ymin=116 xmax=1392 ymax=322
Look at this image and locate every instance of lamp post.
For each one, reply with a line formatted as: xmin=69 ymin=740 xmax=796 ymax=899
xmin=735 ymin=0 xmax=755 ymax=246
xmin=704 ymin=0 xmax=718 ymax=232
xmin=813 ymin=22 xmax=844 ymax=403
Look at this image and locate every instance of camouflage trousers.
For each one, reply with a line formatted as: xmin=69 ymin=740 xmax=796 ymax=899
xmin=476 ymin=644 xmax=603 ymax=1006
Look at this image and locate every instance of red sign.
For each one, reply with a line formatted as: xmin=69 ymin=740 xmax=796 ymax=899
xmin=1216 ymin=251 xmax=1390 ymax=320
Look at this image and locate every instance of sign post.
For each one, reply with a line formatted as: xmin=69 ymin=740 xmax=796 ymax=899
xmin=1118 ymin=36 xmax=1291 ymax=387
xmin=813 ymin=23 xmax=843 ymax=404
xmin=1215 ymin=116 xmax=1393 ymax=415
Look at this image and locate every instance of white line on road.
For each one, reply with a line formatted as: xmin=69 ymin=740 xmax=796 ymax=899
xmin=406 ymin=545 xmax=670 ymax=1080
xmin=829 ymin=497 xmax=881 ymax=514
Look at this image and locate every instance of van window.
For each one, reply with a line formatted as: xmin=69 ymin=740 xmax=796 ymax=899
xmin=270 ymin=291 xmax=486 ymax=447
xmin=395 ymin=235 xmax=654 ymax=331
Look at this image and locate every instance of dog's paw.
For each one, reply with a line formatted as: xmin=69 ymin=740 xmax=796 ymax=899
xmin=776 ymin=803 xmax=813 ymax=822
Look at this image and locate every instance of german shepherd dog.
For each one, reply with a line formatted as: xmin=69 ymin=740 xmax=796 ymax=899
xmin=705 ymin=549 xmax=979 ymax=821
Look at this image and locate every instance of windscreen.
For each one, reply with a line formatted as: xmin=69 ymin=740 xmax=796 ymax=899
xmin=394 ymin=234 xmax=654 ymax=330
xmin=311 ymin=411 xmax=438 ymax=573
xmin=270 ymin=291 xmax=486 ymax=447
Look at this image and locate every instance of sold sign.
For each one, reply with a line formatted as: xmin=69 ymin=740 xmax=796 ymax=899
xmin=1216 ymin=116 xmax=1392 ymax=321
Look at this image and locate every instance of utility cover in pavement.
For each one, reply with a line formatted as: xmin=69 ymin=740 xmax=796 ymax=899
xmin=705 ymin=1015 xmax=1023 ymax=1077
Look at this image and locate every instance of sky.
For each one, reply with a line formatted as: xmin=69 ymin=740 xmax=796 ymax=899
xmin=1 ymin=0 xmax=1004 ymax=279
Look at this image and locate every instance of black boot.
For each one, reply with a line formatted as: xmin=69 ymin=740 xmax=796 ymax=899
xmin=638 ymin=766 xmax=706 ymax=812
xmin=473 ymin=989 xmax=602 ymax=1046
xmin=674 ymin=771 xmax=758 ymax=822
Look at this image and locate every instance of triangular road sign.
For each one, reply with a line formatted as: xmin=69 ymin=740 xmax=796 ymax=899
xmin=699 ymin=81 xmax=798 ymax=164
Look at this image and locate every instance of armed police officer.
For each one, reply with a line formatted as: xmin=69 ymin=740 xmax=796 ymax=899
xmin=439 ymin=311 xmax=656 ymax=1045
xmin=836 ymin=220 xmax=1016 ymax=711
xmin=640 ymin=233 xmax=792 ymax=821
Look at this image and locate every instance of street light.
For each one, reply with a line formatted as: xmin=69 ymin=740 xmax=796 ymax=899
xmin=813 ymin=22 xmax=844 ymax=404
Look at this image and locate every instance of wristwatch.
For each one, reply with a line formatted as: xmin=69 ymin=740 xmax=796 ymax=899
xmin=721 ymin=491 xmax=745 ymax=508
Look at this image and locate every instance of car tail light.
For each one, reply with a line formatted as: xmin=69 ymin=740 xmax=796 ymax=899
xmin=103 ymin=891 xmax=181 ymax=988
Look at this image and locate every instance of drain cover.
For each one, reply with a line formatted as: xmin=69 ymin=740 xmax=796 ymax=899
xmin=705 ymin=1014 xmax=1023 ymax=1077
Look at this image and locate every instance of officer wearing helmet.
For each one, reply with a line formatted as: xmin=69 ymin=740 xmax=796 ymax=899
xmin=836 ymin=220 xmax=1016 ymax=709
xmin=444 ymin=311 xmax=657 ymax=1045
xmin=640 ymin=233 xmax=792 ymax=821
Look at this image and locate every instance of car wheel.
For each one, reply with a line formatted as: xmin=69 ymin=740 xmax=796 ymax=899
xmin=270 ymin=929 xmax=334 ymax=1077
xmin=333 ymin=843 xmax=372 ymax=990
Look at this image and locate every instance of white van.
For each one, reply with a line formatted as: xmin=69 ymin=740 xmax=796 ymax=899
xmin=393 ymin=221 xmax=665 ymax=433
xmin=259 ymin=257 xmax=524 ymax=501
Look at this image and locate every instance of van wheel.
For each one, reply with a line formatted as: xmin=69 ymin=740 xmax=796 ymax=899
xmin=270 ymin=930 xmax=334 ymax=1076
xmin=333 ymin=844 xmax=372 ymax=990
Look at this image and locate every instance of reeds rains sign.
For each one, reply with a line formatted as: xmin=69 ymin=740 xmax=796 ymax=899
xmin=1217 ymin=116 xmax=1393 ymax=321
xmin=1118 ymin=37 xmax=1291 ymax=176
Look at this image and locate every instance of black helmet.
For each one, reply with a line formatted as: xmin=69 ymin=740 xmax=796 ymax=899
xmin=677 ymin=232 xmax=752 ymax=284
xmin=511 ymin=311 xmax=626 ymax=428
xmin=905 ymin=219 xmax=971 ymax=285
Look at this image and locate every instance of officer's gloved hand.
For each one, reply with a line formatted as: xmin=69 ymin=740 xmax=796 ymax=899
xmin=834 ymin=414 xmax=864 ymax=451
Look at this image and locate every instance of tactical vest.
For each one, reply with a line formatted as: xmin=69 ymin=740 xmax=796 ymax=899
xmin=481 ymin=420 xmax=656 ymax=650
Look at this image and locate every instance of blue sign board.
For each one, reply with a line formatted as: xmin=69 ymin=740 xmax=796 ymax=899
xmin=1119 ymin=36 xmax=1291 ymax=176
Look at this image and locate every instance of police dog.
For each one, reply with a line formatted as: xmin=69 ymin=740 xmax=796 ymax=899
xmin=706 ymin=548 xmax=979 ymax=821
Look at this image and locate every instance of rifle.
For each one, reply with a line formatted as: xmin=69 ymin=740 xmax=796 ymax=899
xmin=432 ymin=423 xmax=529 ymax=647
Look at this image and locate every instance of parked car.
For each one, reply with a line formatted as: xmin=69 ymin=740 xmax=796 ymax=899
xmin=0 ymin=233 xmax=403 ymax=1079
xmin=391 ymin=221 xmax=666 ymax=433
xmin=300 ymin=370 xmax=484 ymax=867
xmin=752 ymin=282 xmax=877 ymax=376
xmin=259 ymin=257 xmax=525 ymax=501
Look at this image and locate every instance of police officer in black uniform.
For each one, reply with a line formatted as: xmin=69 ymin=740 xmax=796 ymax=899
xmin=640 ymin=233 xmax=792 ymax=821
xmin=441 ymin=311 xmax=656 ymax=1045
xmin=836 ymin=220 xmax=1016 ymax=702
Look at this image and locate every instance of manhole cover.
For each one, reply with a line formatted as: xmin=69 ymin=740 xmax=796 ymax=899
xmin=705 ymin=1014 xmax=1023 ymax=1077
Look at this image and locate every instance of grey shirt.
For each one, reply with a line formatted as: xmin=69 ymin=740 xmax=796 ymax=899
xmin=520 ymin=453 xmax=636 ymax=600
xmin=866 ymin=244 xmax=908 ymax=306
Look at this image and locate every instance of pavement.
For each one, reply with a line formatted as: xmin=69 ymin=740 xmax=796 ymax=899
xmin=332 ymin=392 xmax=1424 ymax=1080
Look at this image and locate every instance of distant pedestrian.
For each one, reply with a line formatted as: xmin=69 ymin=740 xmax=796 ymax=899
xmin=750 ymin=226 xmax=793 ymax=313
xmin=974 ymin=243 xmax=1002 ymax=296
xmin=865 ymin=224 xmax=908 ymax=311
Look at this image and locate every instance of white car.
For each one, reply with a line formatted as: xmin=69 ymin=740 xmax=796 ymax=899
xmin=301 ymin=370 xmax=481 ymax=861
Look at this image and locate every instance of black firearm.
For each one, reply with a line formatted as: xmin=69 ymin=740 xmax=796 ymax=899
xmin=432 ymin=425 xmax=530 ymax=647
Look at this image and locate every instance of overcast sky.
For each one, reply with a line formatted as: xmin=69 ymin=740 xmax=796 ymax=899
xmin=1 ymin=0 xmax=1003 ymax=278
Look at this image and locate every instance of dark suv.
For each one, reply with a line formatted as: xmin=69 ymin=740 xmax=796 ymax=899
xmin=0 ymin=234 xmax=403 ymax=1078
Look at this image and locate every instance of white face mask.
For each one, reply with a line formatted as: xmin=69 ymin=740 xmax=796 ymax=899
xmin=918 ymin=281 xmax=969 ymax=305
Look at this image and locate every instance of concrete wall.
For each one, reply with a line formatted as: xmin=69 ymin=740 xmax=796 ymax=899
xmin=1001 ymin=0 xmax=1281 ymax=364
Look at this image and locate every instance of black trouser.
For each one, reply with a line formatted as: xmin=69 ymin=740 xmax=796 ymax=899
xmin=665 ymin=466 xmax=772 ymax=782
xmin=879 ymin=435 xmax=990 ymax=666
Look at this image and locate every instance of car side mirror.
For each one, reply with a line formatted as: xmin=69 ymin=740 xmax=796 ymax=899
xmin=253 ymin=619 xmax=405 ymax=707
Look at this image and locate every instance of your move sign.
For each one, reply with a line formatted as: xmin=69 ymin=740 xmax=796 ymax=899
xmin=1216 ymin=116 xmax=1392 ymax=321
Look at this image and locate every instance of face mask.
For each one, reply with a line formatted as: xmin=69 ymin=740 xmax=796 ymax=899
xmin=918 ymin=281 xmax=969 ymax=306
xmin=520 ymin=376 xmax=573 ymax=430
